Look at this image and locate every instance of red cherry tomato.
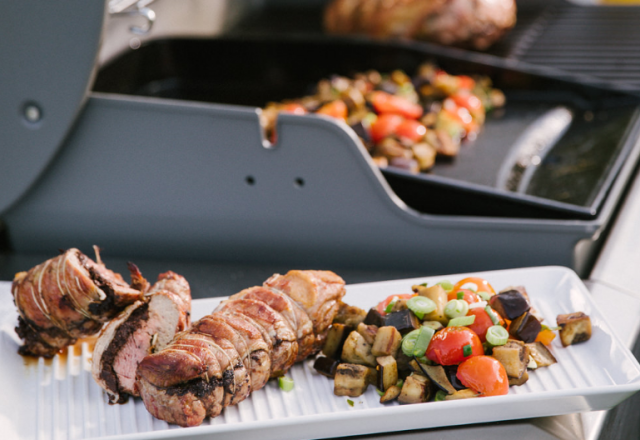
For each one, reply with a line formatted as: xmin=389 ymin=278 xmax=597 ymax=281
xmin=281 ymin=103 xmax=307 ymax=115
xmin=457 ymin=75 xmax=476 ymax=90
xmin=371 ymin=91 xmax=423 ymax=119
xmin=451 ymin=91 xmax=482 ymax=112
xmin=426 ymin=327 xmax=484 ymax=366
xmin=376 ymin=293 xmax=416 ymax=315
xmin=370 ymin=114 xmax=404 ymax=143
xmin=447 ymin=288 xmax=480 ymax=304
xmin=452 ymin=277 xmax=496 ymax=296
xmin=466 ymin=308 xmax=504 ymax=343
xmin=316 ymin=100 xmax=348 ymax=120
xmin=395 ymin=119 xmax=427 ymax=142
xmin=457 ymin=355 xmax=509 ymax=396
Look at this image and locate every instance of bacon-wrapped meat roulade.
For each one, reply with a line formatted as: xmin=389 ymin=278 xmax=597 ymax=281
xmin=136 ymin=270 xmax=346 ymax=427
xmin=91 ymin=270 xmax=192 ymax=404
xmin=12 ymin=247 xmax=143 ymax=357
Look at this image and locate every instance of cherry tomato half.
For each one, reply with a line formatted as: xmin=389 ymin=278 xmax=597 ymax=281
xmin=370 ymin=114 xmax=404 ymax=143
xmin=466 ymin=308 xmax=504 ymax=343
xmin=452 ymin=277 xmax=496 ymax=296
xmin=395 ymin=119 xmax=427 ymax=142
xmin=371 ymin=91 xmax=423 ymax=119
xmin=281 ymin=103 xmax=307 ymax=115
xmin=376 ymin=293 xmax=416 ymax=315
xmin=447 ymin=288 xmax=480 ymax=305
xmin=316 ymin=100 xmax=348 ymax=120
xmin=451 ymin=91 xmax=482 ymax=112
xmin=457 ymin=355 xmax=509 ymax=396
xmin=426 ymin=327 xmax=483 ymax=366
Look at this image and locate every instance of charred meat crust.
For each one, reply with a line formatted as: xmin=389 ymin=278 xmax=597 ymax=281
xmin=163 ymin=377 xmax=223 ymax=399
xmin=15 ymin=316 xmax=73 ymax=358
xmin=99 ymin=303 xmax=150 ymax=404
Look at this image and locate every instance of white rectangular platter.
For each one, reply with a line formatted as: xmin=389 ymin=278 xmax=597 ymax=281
xmin=1 ymin=266 xmax=640 ymax=440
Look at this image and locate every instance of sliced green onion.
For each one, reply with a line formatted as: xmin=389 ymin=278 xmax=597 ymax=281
xmin=376 ymin=388 xmax=385 ymax=396
xmin=541 ymin=324 xmax=560 ymax=331
xmin=485 ymin=306 xmax=501 ymax=325
xmin=384 ymin=296 xmax=399 ymax=313
xmin=460 ymin=282 xmax=478 ymax=292
xmin=396 ymin=379 xmax=404 ymax=388
xmin=447 ymin=315 xmax=475 ymax=327
xmin=434 ymin=390 xmax=447 ymax=401
xmin=416 ymin=355 xmax=430 ymax=364
xmin=401 ymin=329 xmax=421 ymax=357
xmin=347 ymin=399 xmax=354 ymax=407
xmin=412 ymin=326 xmax=435 ymax=357
xmin=456 ymin=291 xmax=465 ymax=300
xmin=407 ymin=296 xmax=436 ymax=319
xmin=278 ymin=376 xmax=294 ymax=392
xmin=445 ymin=299 xmax=469 ymax=319
xmin=485 ymin=325 xmax=509 ymax=346
xmin=419 ymin=282 xmax=428 ymax=287
xmin=477 ymin=291 xmax=491 ymax=301
xmin=437 ymin=280 xmax=454 ymax=291
xmin=463 ymin=344 xmax=472 ymax=357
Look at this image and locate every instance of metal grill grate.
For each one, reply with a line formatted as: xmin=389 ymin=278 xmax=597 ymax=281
xmin=489 ymin=1 xmax=640 ymax=92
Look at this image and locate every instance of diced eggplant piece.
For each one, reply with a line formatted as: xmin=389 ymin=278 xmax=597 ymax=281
xmin=333 ymin=301 xmax=368 ymax=327
xmin=356 ymin=322 xmax=379 ymax=345
xmin=525 ymin=342 xmax=557 ymax=368
xmin=371 ymin=326 xmax=402 ymax=357
xmin=444 ymin=389 xmax=479 ymax=400
xmin=557 ymin=312 xmax=592 ymax=347
xmin=323 ymin=323 xmax=352 ymax=359
xmin=492 ymin=340 xmax=529 ymax=379
xmin=377 ymin=355 xmax=399 ymax=391
xmin=422 ymin=321 xmax=444 ymax=332
xmin=412 ymin=284 xmax=448 ymax=324
xmin=501 ymin=286 xmax=544 ymax=322
xmin=396 ymin=351 xmax=413 ymax=372
xmin=379 ymin=385 xmax=401 ymax=403
xmin=383 ymin=309 xmax=421 ymax=335
xmin=398 ymin=373 xmax=432 ymax=404
xmin=415 ymin=362 xmax=456 ymax=395
xmin=509 ymin=311 xmax=542 ymax=343
xmin=363 ymin=308 xmax=385 ymax=327
xmin=341 ymin=331 xmax=376 ymax=367
xmin=313 ymin=356 xmax=340 ymax=378
xmin=509 ymin=370 xmax=529 ymax=387
xmin=444 ymin=365 xmax=467 ymax=391
xmin=489 ymin=289 xmax=531 ymax=320
xmin=334 ymin=363 xmax=370 ymax=397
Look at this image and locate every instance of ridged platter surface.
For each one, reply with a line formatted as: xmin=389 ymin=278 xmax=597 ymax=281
xmin=2 ymin=266 xmax=639 ymax=440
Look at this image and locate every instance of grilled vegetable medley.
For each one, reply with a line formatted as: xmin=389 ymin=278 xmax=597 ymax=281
xmin=262 ymin=64 xmax=506 ymax=173
xmin=314 ymin=277 xmax=591 ymax=404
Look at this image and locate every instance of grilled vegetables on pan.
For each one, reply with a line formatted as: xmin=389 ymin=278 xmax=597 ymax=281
xmin=136 ymin=270 xmax=345 ymax=427
xmin=12 ymin=247 xmax=143 ymax=357
xmin=262 ymin=63 xmax=505 ymax=174
xmin=315 ymin=276 xmax=592 ymax=406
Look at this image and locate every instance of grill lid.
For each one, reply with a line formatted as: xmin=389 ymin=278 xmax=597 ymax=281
xmin=0 ymin=0 xmax=105 ymax=215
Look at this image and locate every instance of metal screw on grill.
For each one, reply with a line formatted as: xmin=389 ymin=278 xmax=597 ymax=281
xmin=23 ymin=103 xmax=42 ymax=123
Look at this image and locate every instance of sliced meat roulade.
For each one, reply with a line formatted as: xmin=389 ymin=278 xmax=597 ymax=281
xmin=92 ymin=270 xmax=192 ymax=403
xmin=12 ymin=247 xmax=142 ymax=357
xmin=136 ymin=270 xmax=346 ymax=427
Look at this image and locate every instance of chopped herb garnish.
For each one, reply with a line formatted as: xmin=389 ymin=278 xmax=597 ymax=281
xmin=347 ymin=399 xmax=354 ymax=407
xmin=376 ymin=388 xmax=384 ymax=396
xmin=434 ymin=390 xmax=447 ymax=401
xmin=463 ymin=343 xmax=472 ymax=357
xmin=457 ymin=291 xmax=464 ymax=300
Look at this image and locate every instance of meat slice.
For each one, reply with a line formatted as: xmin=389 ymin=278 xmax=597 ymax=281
xmin=265 ymin=270 xmax=346 ymax=340
xmin=216 ymin=298 xmax=298 ymax=377
xmin=137 ymin=335 xmax=225 ymax=426
xmin=13 ymin=248 xmax=142 ymax=357
xmin=230 ymin=286 xmax=315 ymax=362
xmin=91 ymin=271 xmax=192 ymax=403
